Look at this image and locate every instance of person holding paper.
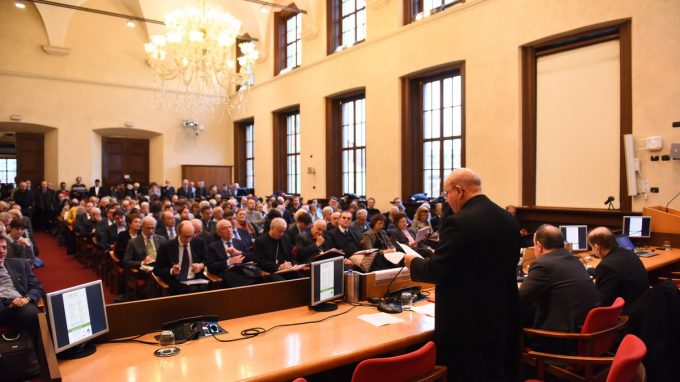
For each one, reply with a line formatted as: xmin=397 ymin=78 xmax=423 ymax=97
xmin=252 ymin=218 xmax=303 ymax=280
xmin=206 ymin=219 xmax=261 ymax=288
xmin=154 ymin=220 xmax=209 ymax=295
xmin=404 ymin=168 xmax=521 ymax=382
xmin=294 ymin=220 xmax=333 ymax=264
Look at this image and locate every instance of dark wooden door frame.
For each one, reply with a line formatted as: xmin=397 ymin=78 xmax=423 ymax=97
xmin=101 ymin=137 xmax=149 ymax=189
xmin=521 ymin=19 xmax=632 ymax=210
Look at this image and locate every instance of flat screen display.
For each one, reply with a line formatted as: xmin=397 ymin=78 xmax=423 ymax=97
xmin=559 ymin=225 xmax=589 ymax=251
xmin=623 ymin=216 xmax=652 ymax=238
xmin=310 ymin=256 xmax=344 ymax=306
xmin=46 ymin=280 xmax=109 ymax=353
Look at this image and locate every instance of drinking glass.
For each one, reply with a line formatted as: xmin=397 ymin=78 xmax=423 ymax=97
xmin=401 ymin=292 xmax=414 ymax=310
xmin=664 ymin=240 xmax=672 ymax=250
xmin=154 ymin=330 xmax=178 ymax=357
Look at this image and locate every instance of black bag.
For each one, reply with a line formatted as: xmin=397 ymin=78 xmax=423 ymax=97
xmin=0 ymin=329 xmax=40 ymax=382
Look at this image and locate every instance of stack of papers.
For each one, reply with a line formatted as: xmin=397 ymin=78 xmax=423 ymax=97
xmin=358 ymin=313 xmax=405 ymax=327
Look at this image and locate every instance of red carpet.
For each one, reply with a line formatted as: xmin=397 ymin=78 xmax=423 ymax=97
xmin=32 ymin=232 xmax=115 ymax=304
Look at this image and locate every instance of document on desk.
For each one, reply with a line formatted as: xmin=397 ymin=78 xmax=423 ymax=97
xmin=411 ymin=303 xmax=435 ymax=317
xmin=358 ymin=313 xmax=405 ymax=327
xmin=275 ymin=264 xmax=307 ymax=274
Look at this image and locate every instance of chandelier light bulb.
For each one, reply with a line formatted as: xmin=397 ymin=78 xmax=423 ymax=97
xmin=15 ymin=2 xmax=26 ymax=9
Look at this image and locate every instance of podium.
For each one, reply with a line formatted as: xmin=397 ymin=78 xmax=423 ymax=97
xmin=642 ymin=206 xmax=680 ymax=245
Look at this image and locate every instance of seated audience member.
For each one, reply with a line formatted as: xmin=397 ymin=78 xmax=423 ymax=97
xmin=363 ymin=214 xmax=396 ymax=251
xmin=5 ymin=219 xmax=36 ymax=263
xmin=123 ymin=216 xmax=165 ymax=270
xmin=383 ymin=206 xmax=400 ymax=230
xmin=321 ymin=206 xmax=333 ymax=225
xmin=294 ymin=220 xmax=333 ymax=264
xmin=327 ymin=211 xmax=341 ymax=231
xmin=587 ymin=227 xmax=649 ymax=312
xmin=252 ymin=218 xmax=302 ymax=280
xmin=411 ymin=206 xmax=431 ymax=233
xmin=287 ymin=211 xmax=311 ymax=245
xmin=154 ymin=220 xmax=209 ymax=295
xmin=366 ymin=197 xmax=381 ymax=219
xmin=206 ymin=220 xmax=261 ymax=288
xmin=245 ymin=199 xmax=265 ymax=234
xmin=520 ymin=224 xmax=600 ymax=352
xmin=209 ymin=206 xmax=224 ymax=234
xmin=388 ymin=212 xmax=428 ymax=252
xmin=261 ymin=208 xmax=282 ymax=235
xmin=105 ymin=209 xmax=128 ymax=249
xmin=199 ymin=205 xmax=213 ymax=232
xmin=429 ymin=203 xmax=443 ymax=232
xmin=0 ymin=236 xmax=44 ymax=370
xmin=225 ymin=210 xmax=250 ymax=244
xmin=191 ymin=218 xmax=216 ymax=245
xmin=115 ymin=214 xmax=141 ymax=263
xmin=236 ymin=209 xmax=259 ymax=241
xmin=349 ymin=209 xmax=370 ymax=239
xmin=327 ymin=211 xmax=362 ymax=256
xmin=308 ymin=200 xmax=323 ymax=222
xmin=155 ymin=210 xmax=178 ymax=240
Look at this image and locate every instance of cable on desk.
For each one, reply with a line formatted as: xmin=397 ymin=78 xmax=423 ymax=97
xmin=105 ymin=333 xmax=160 ymax=345
xmin=209 ymin=304 xmax=359 ymax=343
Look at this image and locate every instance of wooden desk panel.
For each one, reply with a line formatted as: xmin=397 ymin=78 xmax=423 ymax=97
xmin=59 ymin=303 xmax=435 ymax=382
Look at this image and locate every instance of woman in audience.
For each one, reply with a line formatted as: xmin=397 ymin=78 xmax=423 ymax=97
xmin=411 ymin=205 xmax=431 ymax=232
xmin=115 ymin=214 xmax=141 ymax=263
xmin=389 ymin=212 xmax=418 ymax=249
xmin=363 ymin=214 xmax=395 ymax=251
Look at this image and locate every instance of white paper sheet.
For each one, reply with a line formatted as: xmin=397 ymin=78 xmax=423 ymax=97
xmin=397 ymin=242 xmax=424 ymax=259
xmin=358 ymin=313 xmax=405 ymax=327
xmin=411 ymin=303 xmax=435 ymax=317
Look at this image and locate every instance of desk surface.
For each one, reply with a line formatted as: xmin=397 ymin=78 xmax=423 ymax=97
xmin=59 ymin=302 xmax=435 ymax=382
xmin=580 ymin=247 xmax=680 ymax=271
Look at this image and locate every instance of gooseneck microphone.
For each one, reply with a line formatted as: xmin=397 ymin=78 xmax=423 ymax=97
xmin=666 ymin=191 xmax=680 ymax=212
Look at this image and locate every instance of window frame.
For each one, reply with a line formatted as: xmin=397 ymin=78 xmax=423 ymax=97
xmin=274 ymin=4 xmax=302 ymax=75
xmin=401 ymin=62 xmax=465 ymax=200
xmin=234 ymin=118 xmax=255 ymax=189
xmin=0 ymin=157 xmax=17 ymax=184
xmin=403 ymin=0 xmax=464 ymax=25
xmin=327 ymin=0 xmax=367 ymax=55
xmin=273 ymin=106 xmax=301 ymax=195
xmin=326 ymin=88 xmax=367 ymax=197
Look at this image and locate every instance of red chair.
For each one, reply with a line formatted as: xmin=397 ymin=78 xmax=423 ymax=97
xmin=351 ymin=341 xmax=447 ymax=382
xmin=526 ymin=334 xmax=647 ymax=382
xmin=523 ymin=298 xmax=629 ymax=381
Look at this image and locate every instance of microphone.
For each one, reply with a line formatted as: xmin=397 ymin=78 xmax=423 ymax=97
xmin=603 ymin=196 xmax=615 ymax=205
xmin=666 ymin=191 xmax=680 ymax=212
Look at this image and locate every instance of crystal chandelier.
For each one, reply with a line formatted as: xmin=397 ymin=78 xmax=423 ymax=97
xmin=144 ymin=1 xmax=259 ymax=116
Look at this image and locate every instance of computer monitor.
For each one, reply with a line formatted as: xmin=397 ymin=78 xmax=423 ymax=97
xmin=46 ymin=280 xmax=109 ymax=359
xmin=623 ymin=216 xmax=652 ymax=238
xmin=559 ymin=225 xmax=589 ymax=251
xmin=310 ymin=256 xmax=344 ymax=312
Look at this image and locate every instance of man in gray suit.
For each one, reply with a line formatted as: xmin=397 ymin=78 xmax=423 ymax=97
xmin=520 ymin=224 xmax=600 ymax=352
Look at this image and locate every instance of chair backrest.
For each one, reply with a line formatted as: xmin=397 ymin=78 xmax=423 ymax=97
xmin=351 ymin=341 xmax=437 ymax=382
xmin=578 ymin=297 xmax=625 ymax=356
xmin=606 ymin=335 xmax=647 ymax=382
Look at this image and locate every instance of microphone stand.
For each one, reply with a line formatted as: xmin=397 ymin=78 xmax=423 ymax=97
xmin=666 ymin=191 xmax=680 ymax=212
xmin=607 ymin=200 xmax=615 ymax=210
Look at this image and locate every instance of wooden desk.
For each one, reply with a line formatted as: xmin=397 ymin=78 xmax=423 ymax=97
xmin=579 ymin=248 xmax=680 ymax=272
xmin=59 ymin=302 xmax=435 ymax=382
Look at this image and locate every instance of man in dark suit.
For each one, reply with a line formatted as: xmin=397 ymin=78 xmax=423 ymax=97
xmin=88 ymin=179 xmax=106 ymax=198
xmin=327 ymin=211 xmax=361 ymax=256
xmin=177 ymin=179 xmax=195 ymax=199
xmin=349 ymin=209 xmax=370 ymax=239
xmin=195 ymin=181 xmax=209 ymax=200
xmin=294 ymin=220 xmax=332 ymax=264
xmin=405 ymin=168 xmax=521 ymax=381
xmin=226 ymin=211 xmax=252 ymax=245
xmin=75 ymin=205 xmax=99 ymax=238
xmin=14 ymin=181 xmax=34 ymax=220
xmin=33 ymin=180 xmax=56 ymax=232
xmin=252 ymin=218 xmax=301 ymax=280
xmin=286 ymin=211 xmax=311 ymax=245
xmin=105 ymin=209 xmax=127 ymax=249
xmin=154 ymin=220 xmax=209 ymax=295
xmin=588 ymin=227 xmax=649 ymax=312
xmin=520 ymin=224 xmax=600 ymax=351
xmin=0 ymin=236 xmax=44 ymax=337
xmin=155 ymin=211 xmax=178 ymax=240
xmin=160 ymin=180 xmax=176 ymax=200
xmin=123 ymin=216 xmax=166 ymax=270
xmin=206 ymin=220 xmax=261 ymax=288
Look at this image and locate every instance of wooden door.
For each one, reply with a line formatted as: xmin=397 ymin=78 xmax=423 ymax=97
xmin=15 ymin=133 xmax=44 ymax=184
xmin=102 ymin=138 xmax=149 ymax=188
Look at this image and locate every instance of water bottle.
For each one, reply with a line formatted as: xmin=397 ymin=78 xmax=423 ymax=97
xmin=345 ymin=269 xmax=359 ymax=303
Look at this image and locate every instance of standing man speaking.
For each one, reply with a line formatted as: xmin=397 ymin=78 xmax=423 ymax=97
xmin=405 ymin=168 xmax=520 ymax=381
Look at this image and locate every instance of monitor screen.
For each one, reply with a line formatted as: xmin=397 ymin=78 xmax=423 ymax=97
xmin=46 ymin=280 xmax=109 ymax=354
xmin=310 ymin=256 xmax=344 ymax=306
xmin=559 ymin=225 xmax=589 ymax=251
xmin=623 ymin=216 xmax=652 ymax=238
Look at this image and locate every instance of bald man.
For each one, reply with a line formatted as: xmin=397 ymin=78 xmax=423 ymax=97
xmin=294 ymin=220 xmax=333 ymax=264
xmin=404 ymin=168 xmax=521 ymax=381
xmin=154 ymin=220 xmax=209 ymax=295
xmin=588 ymin=226 xmax=648 ymax=310
xmin=252 ymin=218 xmax=302 ymax=280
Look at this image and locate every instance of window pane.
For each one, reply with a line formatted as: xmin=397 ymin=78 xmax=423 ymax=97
xmin=443 ymin=77 xmax=453 ymax=108
xmin=423 ymin=110 xmax=432 ymax=139
xmin=443 ymin=107 xmax=453 ymax=137
xmin=453 ymin=138 xmax=462 ymax=169
xmin=431 ymin=80 xmax=441 ymax=110
xmin=452 ymin=75 xmax=462 ymax=106
xmin=452 ymin=105 xmax=462 ymax=136
xmin=423 ymin=82 xmax=431 ymax=110
xmin=431 ymin=108 xmax=441 ymax=139
xmin=423 ymin=141 xmax=432 ymax=170
xmin=357 ymin=10 xmax=366 ymax=41
xmin=443 ymin=139 xmax=453 ymax=172
xmin=342 ymin=0 xmax=355 ymax=16
xmin=431 ymin=141 xmax=441 ymax=170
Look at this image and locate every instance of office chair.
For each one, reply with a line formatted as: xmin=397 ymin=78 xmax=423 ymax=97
xmin=351 ymin=341 xmax=447 ymax=382
xmin=526 ymin=334 xmax=647 ymax=382
xmin=523 ymin=298 xmax=629 ymax=381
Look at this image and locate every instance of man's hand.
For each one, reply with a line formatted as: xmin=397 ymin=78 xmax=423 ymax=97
xmin=170 ymin=264 xmax=180 ymax=275
xmin=191 ymin=263 xmax=204 ymax=273
xmin=17 ymin=237 xmax=32 ymax=247
xmin=9 ymin=297 xmax=30 ymax=309
xmin=143 ymin=256 xmax=154 ymax=264
xmin=230 ymin=255 xmax=244 ymax=265
xmin=315 ymin=235 xmax=325 ymax=247
xmin=278 ymin=262 xmax=292 ymax=271
xmin=226 ymin=247 xmax=242 ymax=257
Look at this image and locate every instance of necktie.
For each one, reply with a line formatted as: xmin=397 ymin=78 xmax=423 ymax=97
xmin=145 ymin=237 xmax=156 ymax=260
xmin=233 ymin=229 xmax=241 ymax=240
xmin=179 ymin=245 xmax=190 ymax=281
xmin=168 ymin=227 xmax=176 ymax=240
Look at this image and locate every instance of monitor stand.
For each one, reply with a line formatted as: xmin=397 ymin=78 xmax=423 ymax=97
xmin=57 ymin=342 xmax=96 ymax=360
xmin=309 ymin=302 xmax=338 ymax=312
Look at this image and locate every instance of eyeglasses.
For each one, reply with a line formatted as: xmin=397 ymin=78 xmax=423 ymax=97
xmin=443 ymin=185 xmax=464 ymax=197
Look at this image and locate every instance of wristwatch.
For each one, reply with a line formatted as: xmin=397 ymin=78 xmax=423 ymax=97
xmin=25 ymin=296 xmax=34 ymax=303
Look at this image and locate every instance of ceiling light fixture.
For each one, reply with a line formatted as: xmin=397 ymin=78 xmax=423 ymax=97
xmin=143 ymin=0 xmax=259 ymax=116
xmin=15 ymin=2 xmax=26 ymax=9
xmin=259 ymin=5 xmax=269 ymax=14
xmin=242 ymin=0 xmax=307 ymax=14
xmin=126 ymin=20 xmax=135 ymax=28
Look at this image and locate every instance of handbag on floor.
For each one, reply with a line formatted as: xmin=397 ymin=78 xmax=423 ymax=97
xmin=0 ymin=329 xmax=40 ymax=381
